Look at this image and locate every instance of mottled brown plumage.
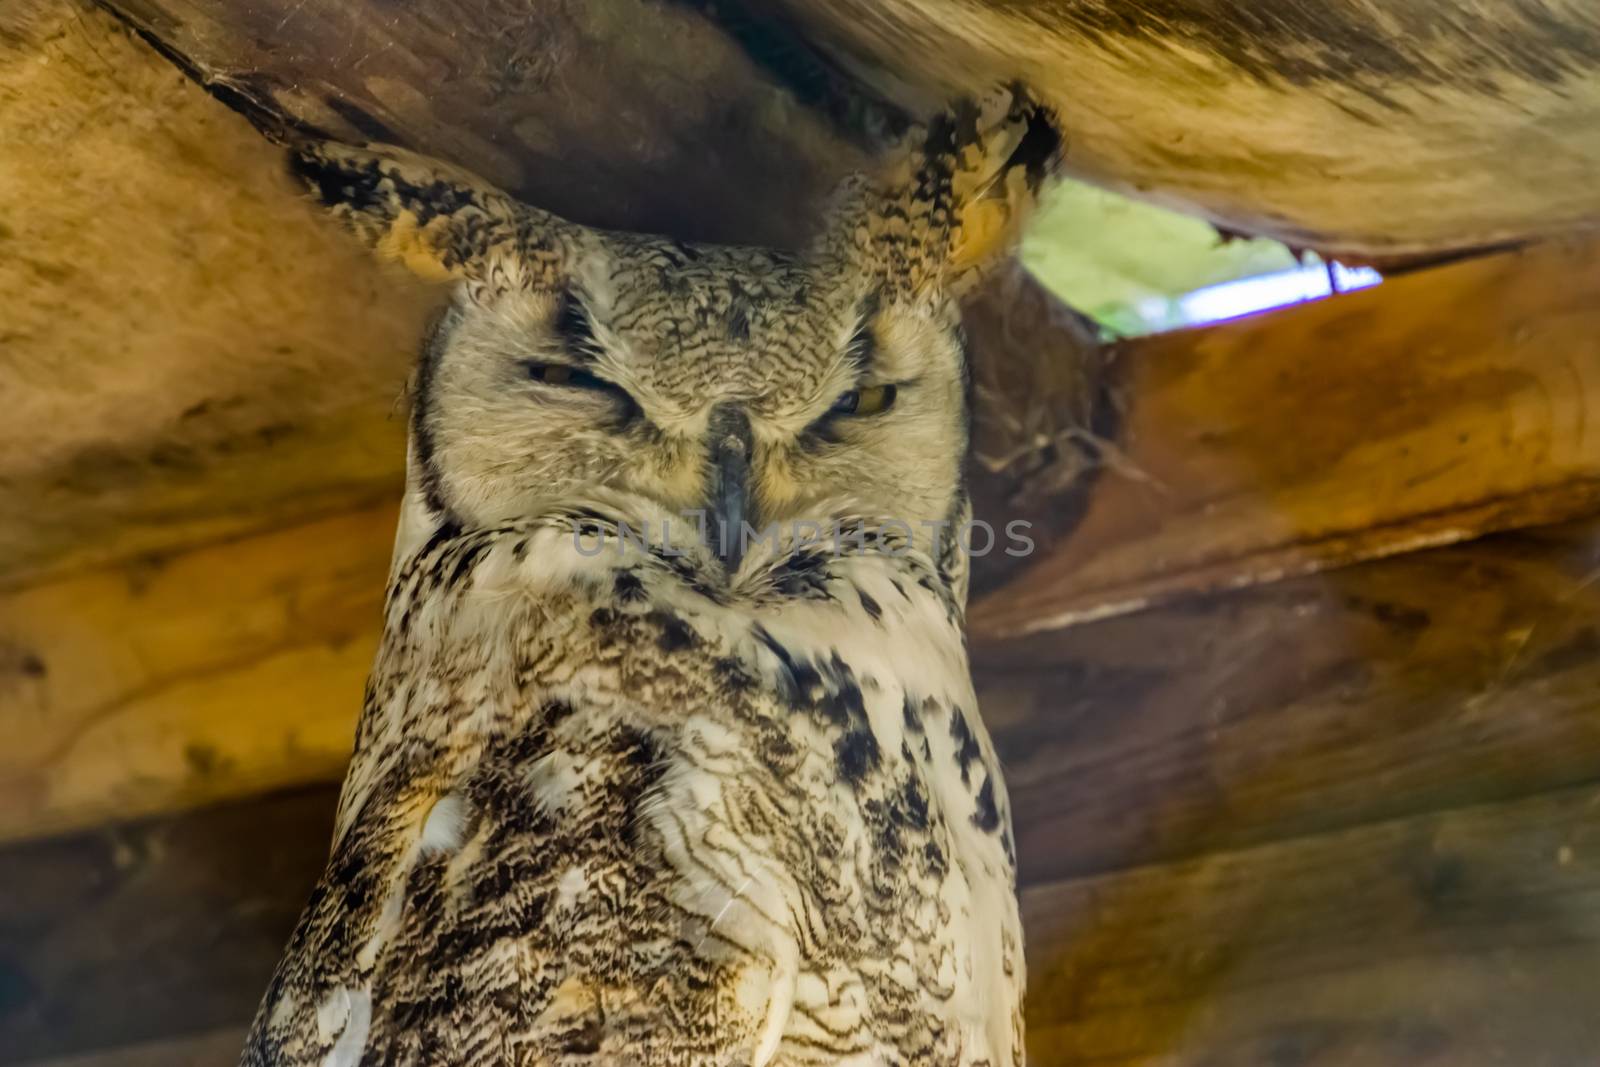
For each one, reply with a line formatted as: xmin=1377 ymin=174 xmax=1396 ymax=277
xmin=245 ymin=90 xmax=1059 ymax=1066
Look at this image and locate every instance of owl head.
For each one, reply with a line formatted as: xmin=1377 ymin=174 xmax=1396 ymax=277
xmin=291 ymin=92 xmax=1060 ymax=601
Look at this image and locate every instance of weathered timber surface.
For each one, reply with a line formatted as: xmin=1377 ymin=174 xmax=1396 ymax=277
xmin=0 ymin=502 xmax=393 ymax=846
xmin=1022 ymin=782 xmax=1600 ymax=1066
xmin=19 ymin=1028 xmax=246 ymax=1067
xmin=98 ymin=0 xmax=866 ymax=248
xmin=0 ymin=787 xmax=335 ymax=1064
xmin=0 ymin=0 xmax=432 ymax=585
xmin=971 ymin=237 xmax=1600 ymax=641
xmin=749 ymin=0 xmax=1600 ymax=256
xmin=980 ymin=520 xmax=1600 ymax=885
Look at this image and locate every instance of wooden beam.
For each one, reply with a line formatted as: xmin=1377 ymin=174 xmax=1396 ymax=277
xmin=97 ymin=0 xmax=865 ymax=248
xmin=980 ymin=519 xmax=1600 ymax=884
xmin=19 ymin=1029 xmax=247 ymax=1067
xmin=1 ymin=0 xmax=428 ymax=586
xmin=746 ymin=0 xmax=1600 ymax=256
xmin=1022 ymin=782 xmax=1600 ymax=1066
xmin=0 ymin=786 xmax=334 ymax=1064
xmin=0 ymin=503 xmax=390 ymax=845
xmin=971 ymin=238 xmax=1600 ymax=641
xmin=97 ymin=0 xmax=1600 ymax=255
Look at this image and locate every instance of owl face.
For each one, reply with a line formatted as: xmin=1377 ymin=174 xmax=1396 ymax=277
xmin=416 ymin=233 xmax=969 ymax=569
xmin=292 ymin=92 xmax=1059 ymax=586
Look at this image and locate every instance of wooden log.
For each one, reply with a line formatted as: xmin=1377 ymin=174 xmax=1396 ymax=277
xmin=971 ymin=237 xmax=1600 ymax=641
xmin=0 ymin=0 xmax=428 ymax=586
xmin=981 ymin=520 xmax=1600 ymax=885
xmin=18 ymin=1029 xmax=246 ymax=1067
xmin=97 ymin=0 xmax=865 ymax=248
xmin=0 ymin=786 xmax=334 ymax=1064
xmin=1022 ymin=782 xmax=1600 ymax=1066
xmin=746 ymin=0 xmax=1600 ymax=256
xmin=0 ymin=502 xmax=391 ymax=845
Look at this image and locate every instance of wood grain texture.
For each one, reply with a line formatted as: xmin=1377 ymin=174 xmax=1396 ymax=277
xmin=0 ymin=502 xmax=392 ymax=846
xmin=0 ymin=0 xmax=428 ymax=586
xmin=98 ymin=0 xmax=866 ymax=248
xmin=748 ymin=0 xmax=1600 ymax=255
xmin=0 ymin=787 xmax=334 ymax=1064
xmin=980 ymin=520 xmax=1600 ymax=885
xmin=10 ymin=791 xmax=1596 ymax=1066
xmin=971 ymin=238 xmax=1600 ymax=641
xmin=1022 ymin=782 xmax=1600 ymax=1066
xmin=18 ymin=1029 xmax=247 ymax=1067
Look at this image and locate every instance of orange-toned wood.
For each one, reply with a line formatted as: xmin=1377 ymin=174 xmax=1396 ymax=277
xmin=973 ymin=238 xmax=1600 ymax=641
xmin=0 ymin=504 xmax=391 ymax=845
xmin=0 ymin=0 xmax=425 ymax=587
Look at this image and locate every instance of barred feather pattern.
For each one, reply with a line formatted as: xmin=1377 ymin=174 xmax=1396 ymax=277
xmin=241 ymin=513 xmax=1023 ymax=1067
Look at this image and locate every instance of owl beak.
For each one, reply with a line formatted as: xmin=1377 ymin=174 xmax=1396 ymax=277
xmin=706 ymin=407 xmax=754 ymax=573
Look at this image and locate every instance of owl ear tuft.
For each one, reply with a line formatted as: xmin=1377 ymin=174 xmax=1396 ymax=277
xmin=841 ymin=87 xmax=1064 ymax=298
xmin=288 ymin=140 xmax=565 ymax=289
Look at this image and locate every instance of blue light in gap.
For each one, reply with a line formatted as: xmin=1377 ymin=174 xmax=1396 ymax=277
xmin=1176 ymin=261 xmax=1382 ymax=327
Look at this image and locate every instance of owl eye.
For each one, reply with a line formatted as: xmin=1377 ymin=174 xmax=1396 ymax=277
xmin=830 ymin=384 xmax=897 ymax=417
xmin=525 ymin=363 xmax=615 ymax=392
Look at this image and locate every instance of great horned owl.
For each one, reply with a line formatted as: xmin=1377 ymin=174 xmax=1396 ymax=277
xmin=243 ymin=91 xmax=1061 ymax=1067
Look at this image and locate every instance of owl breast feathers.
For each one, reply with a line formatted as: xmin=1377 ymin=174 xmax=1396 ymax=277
xmin=242 ymin=90 xmax=1059 ymax=1066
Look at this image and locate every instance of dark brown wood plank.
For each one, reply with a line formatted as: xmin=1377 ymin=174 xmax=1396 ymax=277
xmin=0 ymin=787 xmax=335 ymax=1064
xmin=1022 ymin=782 xmax=1600 ymax=1066
xmin=19 ymin=1028 xmax=246 ymax=1067
xmin=103 ymin=0 xmax=1600 ymax=256
xmin=99 ymin=0 xmax=866 ymax=248
xmin=983 ymin=520 xmax=1600 ymax=886
xmin=971 ymin=238 xmax=1600 ymax=642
